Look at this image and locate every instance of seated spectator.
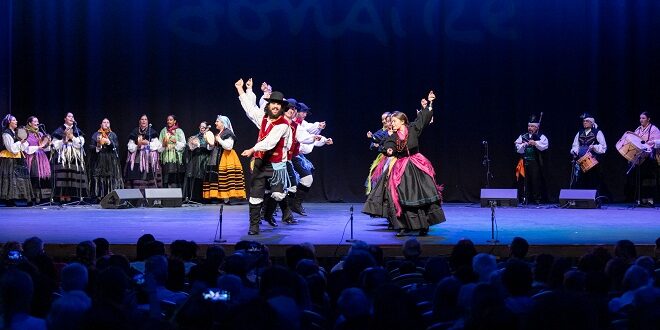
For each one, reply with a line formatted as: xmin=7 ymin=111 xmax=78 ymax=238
xmin=502 ymin=260 xmax=534 ymax=316
xmin=145 ymin=255 xmax=188 ymax=304
xmin=1 ymin=269 xmax=46 ymax=330
xmin=609 ymin=265 xmax=651 ymax=314
xmin=189 ymin=245 xmax=225 ymax=288
xmin=614 ymin=239 xmax=637 ymax=264
xmin=46 ymin=290 xmax=92 ymax=330
xmin=336 ymin=288 xmax=370 ymax=330
xmin=93 ymin=237 xmax=111 ymax=259
xmin=60 ymin=263 xmax=88 ymax=293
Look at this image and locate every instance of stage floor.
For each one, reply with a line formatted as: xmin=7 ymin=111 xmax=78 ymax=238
xmin=1 ymin=203 xmax=658 ymax=247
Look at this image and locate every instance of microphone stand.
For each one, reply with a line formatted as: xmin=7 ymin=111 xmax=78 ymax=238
xmin=482 ymin=141 xmax=493 ymax=188
xmin=35 ymin=124 xmax=60 ymax=208
xmin=345 ymin=206 xmax=357 ymax=242
xmin=214 ymin=204 xmax=227 ymax=242
xmin=63 ymin=122 xmax=90 ymax=206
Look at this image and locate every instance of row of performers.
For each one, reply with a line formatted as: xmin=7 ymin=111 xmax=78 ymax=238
xmin=361 ymin=91 xmax=447 ymax=237
xmin=0 ymin=113 xmax=248 ymax=205
xmin=234 ymin=78 xmax=333 ymax=234
xmin=363 ymin=110 xmax=660 ymax=208
xmin=514 ymin=111 xmax=660 ymax=205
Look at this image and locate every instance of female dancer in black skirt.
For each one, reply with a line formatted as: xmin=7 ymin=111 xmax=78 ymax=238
xmin=364 ymin=91 xmax=445 ymax=236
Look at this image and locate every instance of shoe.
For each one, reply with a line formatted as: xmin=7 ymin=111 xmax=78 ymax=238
xmin=279 ymin=199 xmax=298 ymax=224
xmin=248 ymin=231 xmax=259 ymax=235
xmin=248 ymin=203 xmax=262 ymax=235
xmin=395 ymin=229 xmax=407 ymax=237
xmin=262 ymin=197 xmax=278 ymax=227
xmin=265 ymin=217 xmax=278 ymax=227
xmin=418 ymin=228 xmax=429 ymax=236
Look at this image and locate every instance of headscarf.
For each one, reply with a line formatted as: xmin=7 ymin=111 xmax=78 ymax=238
xmin=583 ymin=116 xmax=598 ymax=129
xmin=217 ymin=115 xmax=235 ymax=135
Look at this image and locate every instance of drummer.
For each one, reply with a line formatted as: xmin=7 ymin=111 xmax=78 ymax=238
xmin=571 ymin=113 xmax=607 ymax=191
xmin=632 ymin=111 xmax=660 ymax=205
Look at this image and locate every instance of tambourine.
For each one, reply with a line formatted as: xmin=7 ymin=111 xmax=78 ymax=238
xmin=16 ymin=127 xmax=28 ymax=141
xmin=187 ymin=136 xmax=200 ymax=150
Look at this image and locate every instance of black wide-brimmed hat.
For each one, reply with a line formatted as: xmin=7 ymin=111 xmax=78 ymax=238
xmin=264 ymin=91 xmax=289 ymax=107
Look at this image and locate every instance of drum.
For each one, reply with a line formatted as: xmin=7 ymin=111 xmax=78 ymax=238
xmin=616 ymin=131 xmax=647 ymax=164
xmin=16 ymin=127 xmax=28 ymax=140
xmin=577 ymin=152 xmax=598 ymax=173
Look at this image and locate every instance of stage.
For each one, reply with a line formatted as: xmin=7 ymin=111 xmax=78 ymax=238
xmin=1 ymin=203 xmax=658 ymax=258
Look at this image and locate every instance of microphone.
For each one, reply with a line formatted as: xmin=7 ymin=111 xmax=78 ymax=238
xmin=482 ymin=141 xmax=488 ymax=145
xmin=148 ymin=123 xmax=152 ymax=127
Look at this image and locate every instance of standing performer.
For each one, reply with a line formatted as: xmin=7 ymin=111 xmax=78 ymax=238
xmin=630 ymin=111 xmax=660 ymax=205
xmin=184 ymin=121 xmax=214 ymax=202
xmin=24 ymin=116 xmax=52 ymax=201
xmin=124 ymin=115 xmax=162 ymax=189
xmin=570 ymin=113 xmax=607 ymax=191
xmin=0 ymin=114 xmax=33 ymax=205
xmin=51 ymin=112 xmax=87 ymax=202
xmin=236 ymin=78 xmax=292 ymax=235
xmin=288 ymin=101 xmax=333 ymax=215
xmin=89 ymin=118 xmax=123 ymax=200
xmin=514 ymin=114 xmax=549 ymax=205
xmin=370 ymin=91 xmax=445 ymax=236
xmin=365 ymin=112 xmax=392 ymax=195
xmin=203 ymin=115 xmax=246 ymax=202
xmin=159 ymin=115 xmax=186 ymax=188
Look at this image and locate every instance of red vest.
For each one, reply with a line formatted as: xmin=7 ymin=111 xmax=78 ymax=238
xmin=254 ymin=115 xmax=288 ymax=163
xmin=289 ymin=121 xmax=300 ymax=159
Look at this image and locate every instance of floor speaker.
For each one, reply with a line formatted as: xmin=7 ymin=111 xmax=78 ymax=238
xmin=559 ymin=189 xmax=598 ymax=208
xmin=100 ymin=189 xmax=144 ymax=209
xmin=144 ymin=188 xmax=183 ymax=207
xmin=480 ymin=189 xmax=518 ymax=207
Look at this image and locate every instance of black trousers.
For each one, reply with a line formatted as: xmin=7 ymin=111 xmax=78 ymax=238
xmin=249 ymin=158 xmax=285 ymax=199
xmin=520 ymin=159 xmax=547 ymax=203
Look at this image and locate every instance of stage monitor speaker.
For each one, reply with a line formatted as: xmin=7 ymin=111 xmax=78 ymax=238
xmin=480 ymin=189 xmax=518 ymax=207
xmin=100 ymin=189 xmax=144 ymax=209
xmin=559 ymin=189 xmax=598 ymax=209
xmin=145 ymin=188 xmax=183 ymax=207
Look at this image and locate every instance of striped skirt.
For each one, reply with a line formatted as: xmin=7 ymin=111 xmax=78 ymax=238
xmin=203 ymin=149 xmax=246 ymax=200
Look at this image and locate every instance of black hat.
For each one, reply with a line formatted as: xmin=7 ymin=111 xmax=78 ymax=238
xmin=579 ymin=112 xmax=593 ymax=120
xmin=298 ymin=102 xmax=311 ymax=114
xmin=264 ymin=91 xmax=289 ymax=107
xmin=528 ymin=114 xmax=541 ymax=125
xmin=285 ymin=98 xmax=299 ymax=110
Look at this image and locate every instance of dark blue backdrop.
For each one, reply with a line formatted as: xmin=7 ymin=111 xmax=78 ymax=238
xmin=3 ymin=0 xmax=660 ymax=203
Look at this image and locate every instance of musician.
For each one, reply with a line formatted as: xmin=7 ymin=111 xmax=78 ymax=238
xmin=51 ymin=112 xmax=87 ymax=202
xmin=89 ymin=118 xmax=123 ymax=200
xmin=158 ymin=115 xmax=186 ymax=188
xmin=236 ymin=78 xmax=293 ymax=235
xmin=24 ymin=116 xmax=52 ymax=201
xmin=203 ymin=115 xmax=246 ymax=201
xmin=514 ymin=114 xmax=549 ymax=204
xmin=631 ymin=111 xmax=660 ymax=205
xmin=125 ymin=114 xmax=162 ymax=189
xmin=0 ymin=114 xmax=33 ymax=205
xmin=183 ymin=121 xmax=214 ymax=201
xmin=570 ymin=113 xmax=607 ymax=191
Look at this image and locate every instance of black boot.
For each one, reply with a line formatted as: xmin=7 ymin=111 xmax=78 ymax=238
xmin=291 ymin=184 xmax=309 ymax=216
xmin=262 ymin=196 xmax=278 ymax=227
xmin=248 ymin=203 xmax=262 ymax=235
xmin=279 ymin=199 xmax=298 ymax=224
